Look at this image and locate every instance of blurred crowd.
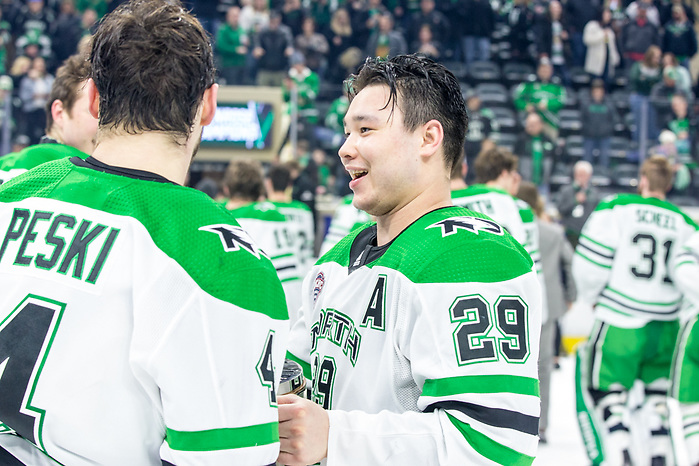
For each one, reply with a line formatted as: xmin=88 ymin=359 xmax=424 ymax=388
xmin=0 ymin=0 xmax=698 ymax=206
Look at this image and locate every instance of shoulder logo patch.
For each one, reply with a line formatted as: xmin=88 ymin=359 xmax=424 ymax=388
xmin=313 ymin=272 xmax=325 ymax=304
xmin=200 ymin=224 xmax=266 ymax=259
xmin=426 ymin=216 xmax=504 ymax=237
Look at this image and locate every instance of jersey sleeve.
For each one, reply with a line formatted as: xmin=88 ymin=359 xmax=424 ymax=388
xmin=129 ymin=234 xmax=289 ymax=465
xmin=325 ymin=253 xmax=542 ymax=465
xmin=285 ymin=268 xmax=315 ymax=381
xmin=671 ymin=231 xmax=699 ymax=315
xmin=572 ymin=202 xmax=618 ymax=304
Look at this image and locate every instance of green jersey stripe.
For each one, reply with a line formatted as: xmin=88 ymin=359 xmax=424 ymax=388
xmin=446 ymin=413 xmax=534 ymax=466
xmin=519 ymin=209 xmax=534 ymax=223
xmin=595 ymin=302 xmax=633 ymax=317
xmin=286 ymin=351 xmax=312 ymax=380
xmin=605 ymin=286 xmax=682 ymax=307
xmin=575 ymin=250 xmax=612 ymax=269
xmin=579 ymin=234 xmax=614 ymax=251
xmin=423 ymin=375 xmax=540 ymax=397
xmin=165 ymin=422 xmax=279 ymax=451
xmin=675 ymin=260 xmax=696 ymax=268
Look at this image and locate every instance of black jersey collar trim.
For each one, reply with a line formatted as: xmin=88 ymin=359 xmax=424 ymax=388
xmin=70 ymin=156 xmax=177 ymax=185
xmin=347 ymin=205 xmax=456 ymax=273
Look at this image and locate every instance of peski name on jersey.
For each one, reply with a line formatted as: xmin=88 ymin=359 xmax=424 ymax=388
xmin=427 ymin=216 xmax=503 ymax=237
xmin=636 ymin=208 xmax=677 ymax=231
xmin=0 ymin=207 xmax=119 ymax=284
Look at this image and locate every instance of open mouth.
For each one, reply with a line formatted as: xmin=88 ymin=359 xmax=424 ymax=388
xmin=349 ymin=170 xmax=368 ymax=180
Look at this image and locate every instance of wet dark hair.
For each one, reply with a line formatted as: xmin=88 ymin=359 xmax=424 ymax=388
xmin=90 ymin=0 xmax=215 ymax=142
xmin=345 ymin=54 xmax=468 ymax=171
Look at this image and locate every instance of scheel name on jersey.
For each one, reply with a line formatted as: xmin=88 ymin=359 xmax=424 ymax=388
xmin=0 ymin=207 xmax=119 ymax=285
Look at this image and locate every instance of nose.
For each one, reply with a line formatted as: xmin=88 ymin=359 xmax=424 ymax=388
xmin=338 ymin=133 xmax=355 ymax=161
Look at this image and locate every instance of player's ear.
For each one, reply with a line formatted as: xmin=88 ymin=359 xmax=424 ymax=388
xmin=50 ymin=99 xmax=64 ymax=125
xmin=420 ymin=119 xmax=444 ymax=158
xmin=86 ymin=78 xmax=99 ymax=120
xmin=200 ymin=84 xmax=218 ymax=127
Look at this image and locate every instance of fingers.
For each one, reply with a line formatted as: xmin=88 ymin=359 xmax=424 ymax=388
xmin=278 ymin=394 xmax=299 ymax=405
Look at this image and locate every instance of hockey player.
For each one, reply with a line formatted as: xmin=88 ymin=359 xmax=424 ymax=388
xmin=265 ymin=162 xmax=316 ymax=276
xmin=574 ymin=156 xmax=698 ymax=465
xmin=225 ymin=159 xmax=303 ymax=323
xmin=451 ymin=147 xmax=543 ymax=279
xmin=669 ymin=230 xmax=699 ymax=465
xmin=0 ymin=52 xmax=98 ymax=185
xmin=278 ymin=54 xmax=542 ymax=465
xmin=0 ymin=1 xmax=289 ymax=464
xmin=318 ymin=193 xmax=372 ymax=255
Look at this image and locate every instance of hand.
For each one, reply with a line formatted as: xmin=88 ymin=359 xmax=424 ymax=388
xmin=575 ymin=190 xmax=586 ymax=203
xmin=525 ymin=103 xmax=535 ymax=113
xmin=278 ymin=394 xmax=329 ymax=466
xmin=537 ymin=100 xmax=548 ymax=111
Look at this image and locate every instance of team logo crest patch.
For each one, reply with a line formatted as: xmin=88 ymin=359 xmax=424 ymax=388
xmin=199 ymin=224 xmax=266 ymax=259
xmin=313 ymin=272 xmax=325 ymax=304
xmin=426 ymin=216 xmax=504 ymax=237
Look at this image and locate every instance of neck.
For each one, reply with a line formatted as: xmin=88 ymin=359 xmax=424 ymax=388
xmin=91 ymin=131 xmax=197 ymax=185
xmin=450 ymin=178 xmax=467 ymax=190
xmin=642 ymin=189 xmax=666 ymax=200
xmin=485 ymin=180 xmax=506 ymax=191
xmin=267 ymin=190 xmax=290 ymax=202
xmin=375 ymin=182 xmax=451 ymax=246
xmin=45 ymin=129 xmax=62 ymax=145
xmin=225 ymin=198 xmax=253 ymax=210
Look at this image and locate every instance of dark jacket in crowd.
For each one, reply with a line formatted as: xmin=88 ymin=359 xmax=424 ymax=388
xmin=459 ymin=0 xmax=496 ymax=38
xmin=581 ymin=96 xmax=619 ymax=138
xmin=662 ymin=21 xmax=698 ymax=60
xmin=254 ymin=24 xmax=294 ymax=72
xmin=621 ymin=19 xmax=661 ymax=57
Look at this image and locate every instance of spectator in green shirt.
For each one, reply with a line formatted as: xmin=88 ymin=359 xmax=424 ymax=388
xmin=216 ymin=6 xmax=249 ymax=85
xmin=513 ymin=60 xmax=567 ymax=140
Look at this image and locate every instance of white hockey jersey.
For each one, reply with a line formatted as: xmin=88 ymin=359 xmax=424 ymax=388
xmin=230 ymin=201 xmax=303 ymax=323
xmin=451 ymin=185 xmax=541 ymax=273
xmin=287 ymin=206 xmax=542 ymax=465
xmin=0 ymin=157 xmax=289 ymax=465
xmin=573 ymin=193 xmax=698 ymax=328
xmin=670 ymin=230 xmax=699 ymax=321
xmin=269 ymin=199 xmax=316 ymax=276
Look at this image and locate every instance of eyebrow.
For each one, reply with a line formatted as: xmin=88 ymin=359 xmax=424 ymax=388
xmin=343 ymin=114 xmax=381 ymax=129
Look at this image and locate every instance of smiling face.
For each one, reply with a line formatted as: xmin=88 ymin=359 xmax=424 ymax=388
xmin=339 ymin=84 xmax=425 ymax=218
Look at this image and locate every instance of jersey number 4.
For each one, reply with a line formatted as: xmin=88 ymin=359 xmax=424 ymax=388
xmin=450 ymin=295 xmax=530 ymax=365
xmin=0 ymin=295 xmax=65 ymax=453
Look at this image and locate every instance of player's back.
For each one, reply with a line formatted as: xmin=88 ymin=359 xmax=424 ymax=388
xmin=231 ymin=201 xmax=303 ymax=321
xmin=575 ymin=193 xmax=698 ymax=326
xmin=0 ymin=158 xmax=288 ymax=465
xmin=0 ymin=143 xmax=87 ymax=185
xmin=452 ymin=185 xmax=541 ymax=271
xmin=269 ymin=199 xmax=315 ymax=275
